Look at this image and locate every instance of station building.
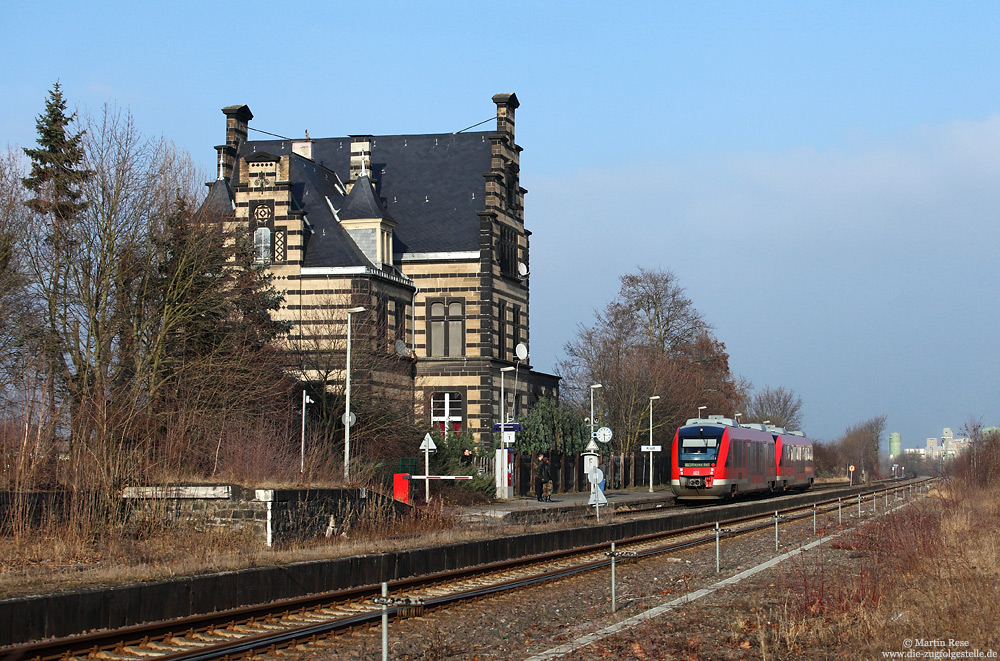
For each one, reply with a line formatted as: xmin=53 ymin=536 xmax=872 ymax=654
xmin=200 ymin=93 xmax=559 ymax=444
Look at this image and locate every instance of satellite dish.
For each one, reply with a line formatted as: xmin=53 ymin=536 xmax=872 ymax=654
xmin=394 ymin=339 xmax=407 ymax=356
xmin=518 ymin=262 xmax=529 ymax=278
xmin=515 ymin=343 xmax=528 ymax=361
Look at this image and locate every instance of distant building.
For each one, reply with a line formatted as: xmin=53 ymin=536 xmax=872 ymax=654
xmin=888 ymin=432 xmax=901 ymax=460
xmin=200 ymin=93 xmax=559 ymax=444
xmin=941 ymin=427 xmax=970 ymax=459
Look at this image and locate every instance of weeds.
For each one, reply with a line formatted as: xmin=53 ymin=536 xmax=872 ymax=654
xmin=753 ymin=482 xmax=1000 ymax=658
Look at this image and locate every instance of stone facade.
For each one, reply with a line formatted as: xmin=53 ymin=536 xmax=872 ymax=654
xmin=202 ymin=94 xmax=559 ymax=445
xmin=121 ymin=485 xmax=381 ymax=546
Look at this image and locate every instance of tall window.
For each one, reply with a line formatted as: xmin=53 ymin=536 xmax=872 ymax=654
xmin=431 ymin=392 xmax=463 ymax=432
xmin=254 ymin=227 xmax=272 ymax=264
xmin=428 ymin=300 xmax=464 ymax=357
xmin=513 ymin=305 xmax=521 ymax=351
xmin=498 ymin=303 xmax=507 ymax=360
xmin=497 ymin=225 xmax=516 ymax=277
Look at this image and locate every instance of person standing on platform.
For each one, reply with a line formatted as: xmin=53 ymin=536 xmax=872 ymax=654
xmin=535 ymin=453 xmax=546 ymax=501
xmin=540 ymin=455 xmax=554 ymax=502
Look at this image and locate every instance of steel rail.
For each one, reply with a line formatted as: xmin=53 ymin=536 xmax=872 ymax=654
xmin=3 ymin=478 xmax=933 ymax=660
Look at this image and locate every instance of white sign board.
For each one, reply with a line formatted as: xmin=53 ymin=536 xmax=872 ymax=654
xmin=641 ymin=445 xmax=662 ymax=452
xmin=503 ymin=430 xmax=515 ymax=445
xmin=588 ymin=489 xmax=608 ymax=506
xmin=418 ymin=434 xmax=437 ymax=451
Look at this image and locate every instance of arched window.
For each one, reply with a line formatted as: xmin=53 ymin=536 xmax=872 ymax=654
xmin=431 ymin=392 xmax=463 ymax=432
xmin=254 ymin=227 xmax=272 ymax=264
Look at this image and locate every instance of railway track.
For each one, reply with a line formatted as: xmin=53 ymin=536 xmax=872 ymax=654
xmin=2 ymin=479 xmax=932 ymax=661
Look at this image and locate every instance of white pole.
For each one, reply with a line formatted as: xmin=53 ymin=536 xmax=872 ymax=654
xmin=381 ymin=582 xmax=388 ymax=661
xmin=300 ymin=390 xmax=307 ymax=473
xmin=344 ymin=307 xmax=365 ymax=481
xmin=648 ymin=395 xmax=659 ymax=493
xmin=610 ymin=541 xmax=617 ymax=613
xmin=590 ymin=387 xmax=595 ymax=442
xmin=425 ymin=437 xmax=430 ymax=504
xmin=500 ymin=369 xmax=506 ymax=426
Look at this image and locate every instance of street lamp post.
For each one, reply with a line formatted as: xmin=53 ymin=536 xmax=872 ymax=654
xmin=344 ymin=306 xmax=366 ymax=481
xmin=500 ymin=366 xmax=515 ymax=426
xmin=301 ymin=390 xmax=315 ymax=473
xmin=590 ymin=384 xmax=603 ymax=442
xmin=735 ymin=412 xmax=743 ymax=425
xmin=496 ymin=366 xmax=516 ymax=499
xmin=648 ymin=395 xmax=660 ymax=493
xmin=697 ymin=405 xmax=707 ymax=419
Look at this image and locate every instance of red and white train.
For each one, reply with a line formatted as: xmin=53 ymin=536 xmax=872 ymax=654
xmin=670 ymin=415 xmax=814 ymax=500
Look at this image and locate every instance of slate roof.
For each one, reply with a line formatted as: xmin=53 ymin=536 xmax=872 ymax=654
xmin=339 ymin=174 xmax=391 ymax=222
xmin=234 ymin=130 xmax=494 ymax=264
xmin=202 ymin=178 xmax=235 ymax=217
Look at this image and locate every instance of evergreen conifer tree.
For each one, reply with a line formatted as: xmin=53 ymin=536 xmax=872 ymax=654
xmin=22 ymin=82 xmax=92 ymax=228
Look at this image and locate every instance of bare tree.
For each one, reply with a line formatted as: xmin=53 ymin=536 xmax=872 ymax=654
xmin=292 ymin=291 xmax=420 ymax=479
xmin=615 ymin=268 xmax=707 ymax=357
xmin=744 ymin=385 xmax=804 ymax=429
xmin=559 ymin=268 xmax=740 ymax=464
xmin=0 ymin=149 xmax=33 ymax=400
xmin=838 ymin=415 xmax=887 ymax=480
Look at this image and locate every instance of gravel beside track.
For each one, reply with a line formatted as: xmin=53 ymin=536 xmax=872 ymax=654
xmin=286 ymin=501 xmax=897 ymax=660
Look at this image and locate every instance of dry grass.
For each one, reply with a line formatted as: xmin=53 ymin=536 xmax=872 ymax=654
xmin=0 ymin=495 xmax=539 ymax=599
xmin=735 ymin=481 xmax=1000 ymax=659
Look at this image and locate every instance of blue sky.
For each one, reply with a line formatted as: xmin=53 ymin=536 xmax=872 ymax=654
xmin=4 ymin=1 xmax=998 ymax=449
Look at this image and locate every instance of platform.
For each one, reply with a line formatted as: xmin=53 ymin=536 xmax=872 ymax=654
xmin=453 ymin=486 xmax=677 ymax=522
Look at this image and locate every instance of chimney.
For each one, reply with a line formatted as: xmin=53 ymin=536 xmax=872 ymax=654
xmin=492 ymin=93 xmax=519 ymax=139
xmin=216 ymin=105 xmax=253 ymax=181
xmin=292 ymin=130 xmax=313 ymax=160
xmin=348 ymin=135 xmax=373 ymax=186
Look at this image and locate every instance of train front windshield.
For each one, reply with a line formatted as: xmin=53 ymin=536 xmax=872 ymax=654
xmin=677 ymin=426 xmax=723 ymax=465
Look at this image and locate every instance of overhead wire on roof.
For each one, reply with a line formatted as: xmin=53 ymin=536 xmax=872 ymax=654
xmin=454 ymin=116 xmax=495 ymax=134
xmin=248 ymin=126 xmax=293 ymax=140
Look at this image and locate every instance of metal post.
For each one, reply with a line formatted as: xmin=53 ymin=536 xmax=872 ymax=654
xmin=838 ymin=498 xmax=842 ymax=524
xmin=715 ymin=522 xmax=721 ymax=573
xmin=610 ymin=541 xmax=617 ymax=613
xmin=424 ymin=436 xmax=431 ymax=503
xmin=300 ymin=390 xmax=308 ymax=473
xmin=500 ymin=368 xmax=505 ymax=430
xmin=381 ymin=581 xmax=388 ymax=661
xmin=648 ymin=395 xmax=659 ymax=493
xmin=873 ymin=491 xmax=877 ymax=514
xmin=774 ymin=511 xmax=779 ymax=551
xmin=813 ymin=504 xmax=817 ymax=534
xmin=858 ymin=494 xmax=861 ymax=517
xmin=344 ymin=306 xmax=365 ymax=481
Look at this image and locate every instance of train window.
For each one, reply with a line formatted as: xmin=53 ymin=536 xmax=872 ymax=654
xmin=677 ymin=427 xmax=722 ymax=465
